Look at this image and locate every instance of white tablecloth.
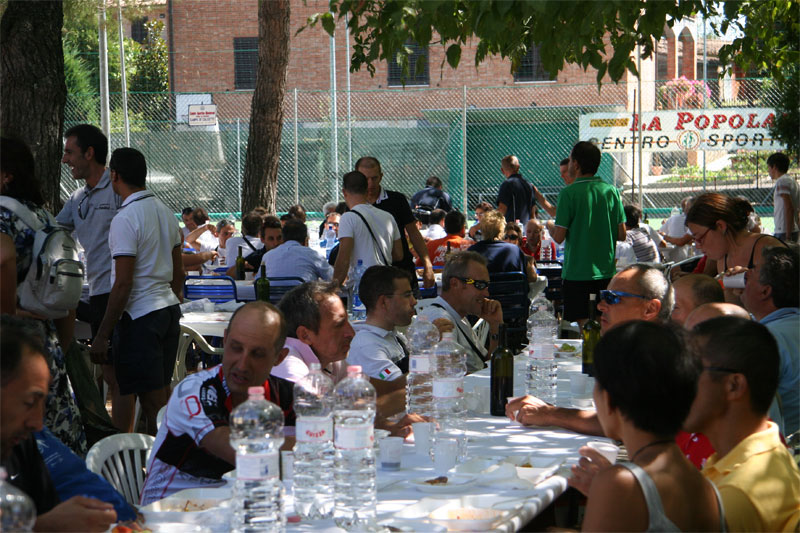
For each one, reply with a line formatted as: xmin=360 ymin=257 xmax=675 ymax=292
xmin=180 ymin=311 xmax=232 ymax=337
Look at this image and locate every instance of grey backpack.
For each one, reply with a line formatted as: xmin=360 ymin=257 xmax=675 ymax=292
xmin=0 ymin=196 xmax=84 ymax=319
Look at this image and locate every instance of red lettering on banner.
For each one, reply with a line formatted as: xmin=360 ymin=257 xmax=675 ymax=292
xmin=712 ymin=115 xmax=727 ymax=129
xmin=675 ymin=112 xmax=694 ymax=130
xmin=729 ymin=114 xmax=744 ymax=128
xmin=746 ymin=114 xmax=760 ymax=128
xmin=629 ymin=114 xmax=639 ymax=131
xmin=761 ymin=113 xmax=775 ymax=128
xmin=185 ymin=396 xmax=201 ymax=418
xmin=647 ymin=117 xmax=662 ymax=131
xmin=695 ymin=115 xmax=710 ymax=129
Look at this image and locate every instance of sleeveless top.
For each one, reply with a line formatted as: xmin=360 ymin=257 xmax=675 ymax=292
xmin=723 ymin=233 xmax=786 ymax=270
xmin=620 ymin=462 xmax=727 ymax=532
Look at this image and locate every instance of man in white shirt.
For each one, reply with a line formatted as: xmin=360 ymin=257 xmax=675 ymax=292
xmin=767 ymin=152 xmax=798 ymax=242
xmin=423 ymin=209 xmax=447 ymax=240
xmin=89 ymin=148 xmax=183 ymax=435
xmin=333 ymin=171 xmax=403 ymax=286
xmin=184 ymin=207 xmax=218 ymax=252
xmin=348 ymin=266 xmax=416 ymax=384
xmin=418 ymin=251 xmax=504 ymax=373
xmin=224 ymin=211 xmax=264 ymax=266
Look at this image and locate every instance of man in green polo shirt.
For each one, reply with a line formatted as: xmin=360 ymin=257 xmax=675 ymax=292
xmin=548 ymin=141 xmax=626 ymax=324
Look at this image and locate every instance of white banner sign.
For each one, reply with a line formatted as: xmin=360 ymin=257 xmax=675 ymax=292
xmin=579 ymin=108 xmax=784 ymax=152
xmin=188 ymin=104 xmax=217 ymax=126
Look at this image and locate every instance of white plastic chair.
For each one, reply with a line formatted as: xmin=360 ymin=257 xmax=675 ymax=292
xmin=156 ymin=404 xmax=167 ymax=430
xmin=85 ymin=433 xmax=155 ymax=506
xmin=174 ymin=324 xmax=223 ymax=388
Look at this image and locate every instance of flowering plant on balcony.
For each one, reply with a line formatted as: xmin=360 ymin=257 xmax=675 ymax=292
xmin=657 ymin=76 xmax=711 ymax=109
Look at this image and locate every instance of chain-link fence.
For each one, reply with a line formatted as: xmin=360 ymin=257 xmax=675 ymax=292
xmin=62 ymin=78 xmax=786 ymax=221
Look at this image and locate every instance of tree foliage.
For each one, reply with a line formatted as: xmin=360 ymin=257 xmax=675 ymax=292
xmin=770 ymin=66 xmax=799 ymax=158
xmin=129 ymin=19 xmax=170 ymax=129
xmin=304 ymin=0 xmax=798 ymax=85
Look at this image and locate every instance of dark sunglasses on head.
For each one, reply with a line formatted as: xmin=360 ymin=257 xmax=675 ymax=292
xmin=598 ymin=289 xmax=648 ymax=305
xmin=457 ymin=276 xmax=490 ymax=290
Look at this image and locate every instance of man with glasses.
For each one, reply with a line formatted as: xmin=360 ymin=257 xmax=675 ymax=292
xmin=684 ymin=317 xmax=800 ymax=531
xmin=506 ymin=264 xmax=672 ymax=434
xmin=348 ymin=266 xmax=416 ymax=385
xmin=56 ymin=124 xmax=130 ymax=430
xmin=417 ymin=251 xmax=504 ymax=373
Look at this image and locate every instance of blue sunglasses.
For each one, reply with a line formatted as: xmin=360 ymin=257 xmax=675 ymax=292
xmin=599 ymin=289 xmax=648 ymax=305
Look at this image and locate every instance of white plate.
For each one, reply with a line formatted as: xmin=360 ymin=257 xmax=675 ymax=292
xmin=408 ymin=474 xmax=476 ymax=493
xmin=377 ymin=518 xmax=447 ymax=532
xmin=429 ymin=505 xmax=511 ymax=531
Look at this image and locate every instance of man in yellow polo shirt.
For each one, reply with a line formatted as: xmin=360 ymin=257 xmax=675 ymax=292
xmin=546 ymin=141 xmax=626 ymax=325
xmin=685 ymin=316 xmax=800 ymax=531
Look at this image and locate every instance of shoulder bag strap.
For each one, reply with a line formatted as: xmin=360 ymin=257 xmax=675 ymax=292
xmin=0 ymin=196 xmax=46 ymax=231
xmin=351 ymin=208 xmax=390 ymax=266
xmin=243 ymin=235 xmax=258 ymax=252
xmin=430 ymin=303 xmax=488 ymax=363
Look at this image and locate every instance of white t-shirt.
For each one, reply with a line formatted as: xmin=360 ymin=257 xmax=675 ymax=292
xmin=425 ymin=224 xmax=447 ymax=240
xmin=108 ymin=190 xmax=181 ymax=319
xmin=195 ymin=229 xmax=218 ymax=253
xmin=347 ymin=324 xmax=405 ymax=381
xmin=338 ymin=203 xmax=400 ymax=269
xmin=773 ymin=175 xmax=800 ymax=234
xmin=225 ymin=235 xmax=263 ymax=266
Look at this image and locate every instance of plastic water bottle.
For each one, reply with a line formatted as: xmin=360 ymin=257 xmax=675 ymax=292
xmin=293 ymin=363 xmax=335 ymax=520
xmin=540 ymin=235 xmax=553 ymax=262
xmin=526 ymin=294 xmax=559 ymax=403
xmin=555 ymin=243 xmax=565 ymax=263
xmin=405 ymin=316 xmax=440 ymax=417
xmin=430 ymin=332 xmax=468 ymax=461
xmin=324 ymin=224 xmax=337 ymax=258
xmin=333 ymin=365 xmax=377 ymax=530
xmin=348 ymin=259 xmax=367 ymax=320
xmin=229 ymin=386 xmax=285 ymax=533
xmin=0 ymin=468 xmax=35 ymax=532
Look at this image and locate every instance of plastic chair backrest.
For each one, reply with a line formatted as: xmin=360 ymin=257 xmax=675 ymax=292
xmin=173 ymin=324 xmax=224 ymax=387
xmin=489 ymin=271 xmax=530 ymax=320
xmin=266 ymin=276 xmax=305 ymax=304
xmin=85 ymin=433 xmax=155 ymax=506
xmin=184 ymin=275 xmax=238 ymax=303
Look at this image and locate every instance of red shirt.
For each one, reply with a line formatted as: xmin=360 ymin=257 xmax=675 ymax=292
xmin=422 ymin=234 xmax=475 ymax=266
xmin=521 ymin=237 xmax=556 ymax=261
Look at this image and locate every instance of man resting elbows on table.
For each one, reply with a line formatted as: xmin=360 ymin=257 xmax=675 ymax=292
xmin=140 ymin=302 xmax=295 ymax=505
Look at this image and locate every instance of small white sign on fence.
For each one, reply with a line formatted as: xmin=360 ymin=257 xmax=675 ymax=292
xmin=188 ymin=104 xmax=218 ymax=127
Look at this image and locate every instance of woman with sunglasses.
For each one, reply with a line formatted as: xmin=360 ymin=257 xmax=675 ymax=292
xmin=685 ymin=193 xmax=784 ymax=302
xmin=576 ymin=321 xmax=724 ymax=531
xmin=467 ymin=209 xmax=536 ymax=281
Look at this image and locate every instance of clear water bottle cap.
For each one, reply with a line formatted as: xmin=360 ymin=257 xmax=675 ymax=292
xmin=441 ymin=331 xmax=455 ymax=340
xmin=308 ymin=362 xmax=321 ymax=371
xmin=248 ymin=386 xmax=265 ymax=396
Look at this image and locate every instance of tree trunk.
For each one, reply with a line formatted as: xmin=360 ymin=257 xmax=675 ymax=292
xmin=242 ymin=0 xmax=290 ymax=214
xmin=0 ymin=0 xmax=66 ymax=213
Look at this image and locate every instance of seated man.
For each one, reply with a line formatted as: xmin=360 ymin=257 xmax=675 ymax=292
xmin=348 ymin=266 xmax=416 ymax=386
xmin=467 ymin=209 xmax=535 ymax=280
xmin=622 ymin=204 xmax=659 ymax=263
xmin=226 ymin=215 xmax=283 ymax=277
xmin=506 ymin=264 xmax=672 ymax=435
xmin=417 ymin=251 xmax=504 ymax=373
xmin=423 ymin=209 xmax=447 ymax=240
xmin=261 ymin=218 xmax=333 ymax=282
xmin=141 ymin=302 xmax=294 ymax=505
xmin=686 ymin=317 xmax=800 ymax=531
xmin=670 ymin=273 xmax=725 ymax=325
xmin=272 ymin=281 xmax=353 ymax=384
xmin=224 ymin=211 xmax=264 ymax=267
xmin=421 ymin=210 xmax=474 ymax=267
xmin=1 ymin=316 xmax=117 ymax=532
xmin=521 ymin=219 xmax=556 ymax=260
xmin=739 ymin=245 xmax=799 ymax=435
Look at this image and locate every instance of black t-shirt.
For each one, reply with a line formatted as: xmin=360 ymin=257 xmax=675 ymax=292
xmin=3 ymin=435 xmax=59 ymax=515
xmin=496 ymin=174 xmax=534 ymax=225
xmin=410 ymin=187 xmax=453 ymax=212
xmin=374 ymin=189 xmax=417 ymax=275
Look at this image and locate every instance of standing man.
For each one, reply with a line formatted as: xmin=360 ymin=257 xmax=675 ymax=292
xmin=533 ymin=158 xmax=571 ymax=218
xmin=90 ymin=148 xmax=183 ymax=435
xmin=767 ymin=152 xmax=798 ymax=242
xmin=57 ymin=124 xmax=132 ymax=431
xmin=356 ymin=156 xmax=436 ymax=291
xmin=546 ymin=142 xmax=626 ymax=324
xmin=333 ymin=170 xmax=402 ymax=286
xmin=496 ymin=155 xmax=534 ymax=225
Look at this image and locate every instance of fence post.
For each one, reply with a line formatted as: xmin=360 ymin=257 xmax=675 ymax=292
xmin=294 ymin=88 xmax=299 ymax=205
xmin=236 ymin=118 xmax=241 ymax=216
xmin=462 ymin=85 xmax=468 ymax=214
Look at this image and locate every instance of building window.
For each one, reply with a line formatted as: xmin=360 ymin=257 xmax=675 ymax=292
xmin=131 ymin=17 xmax=148 ymax=44
xmin=388 ymin=42 xmax=429 ymax=86
xmin=514 ymin=45 xmax=550 ymax=82
xmin=234 ymin=37 xmax=258 ymax=90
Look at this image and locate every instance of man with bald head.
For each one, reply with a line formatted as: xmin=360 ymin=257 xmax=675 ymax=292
xmin=141 ymin=302 xmax=294 ymax=504
xmin=671 ymin=274 xmax=725 ymax=325
xmin=684 ymin=302 xmax=751 ymax=330
xmin=506 ymin=264 xmax=672 ymax=434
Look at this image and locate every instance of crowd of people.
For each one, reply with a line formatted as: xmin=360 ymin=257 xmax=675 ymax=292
xmin=1 ymin=122 xmax=798 ymax=531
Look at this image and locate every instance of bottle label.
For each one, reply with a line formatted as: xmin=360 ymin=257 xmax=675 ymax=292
xmin=334 ymin=423 xmax=374 ymax=450
xmin=235 ymin=451 xmax=279 ymax=480
xmin=432 ymin=377 xmax=464 ymax=399
xmin=296 ymin=416 xmax=333 ymax=443
xmin=409 ymin=354 xmax=430 ymax=373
